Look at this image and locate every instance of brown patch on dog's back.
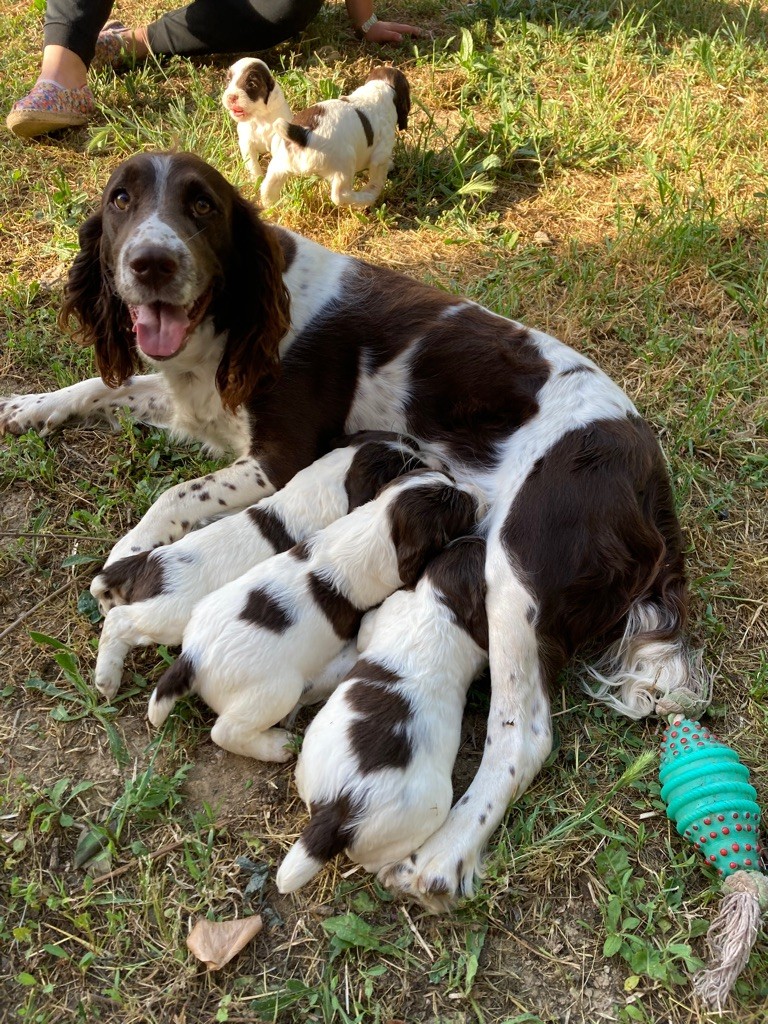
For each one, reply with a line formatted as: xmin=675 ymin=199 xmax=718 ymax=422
xmin=247 ymin=505 xmax=296 ymax=552
xmin=345 ymin=658 xmax=412 ymax=773
xmin=308 ymin=573 xmax=362 ymax=639
xmin=239 ymin=587 xmax=293 ymax=632
xmin=355 ymin=109 xmax=374 ymax=147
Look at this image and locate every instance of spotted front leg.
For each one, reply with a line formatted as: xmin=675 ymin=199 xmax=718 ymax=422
xmin=0 ymin=375 xmax=173 ymax=437
xmin=380 ymin=547 xmax=553 ymax=912
xmin=104 ymin=456 xmax=274 ymax=566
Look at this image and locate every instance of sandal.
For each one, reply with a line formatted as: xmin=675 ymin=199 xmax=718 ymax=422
xmin=6 ymin=81 xmax=95 ymax=138
xmin=93 ymin=21 xmax=148 ymax=70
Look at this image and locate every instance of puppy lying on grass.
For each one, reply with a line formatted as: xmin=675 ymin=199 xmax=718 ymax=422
xmin=148 ymin=471 xmax=480 ymax=762
xmin=259 ymin=66 xmax=411 ymax=208
xmin=277 ymin=537 xmax=488 ymax=893
xmin=91 ymin=432 xmax=431 ymax=700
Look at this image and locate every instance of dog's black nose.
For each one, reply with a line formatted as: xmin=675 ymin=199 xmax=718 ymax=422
xmin=129 ymin=246 xmax=179 ymax=288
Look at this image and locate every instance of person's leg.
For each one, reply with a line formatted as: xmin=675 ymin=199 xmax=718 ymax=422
xmin=43 ymin=0 xmax=115 ymax=68
xmin=7 ymin=0 xmax=113 ymax=136
xmin=145 ymin=0 xmax=324 ymax=56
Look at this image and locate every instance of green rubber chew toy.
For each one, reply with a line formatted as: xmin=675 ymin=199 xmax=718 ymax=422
xmin=660 ymin=716 xmax=768 ymax=1011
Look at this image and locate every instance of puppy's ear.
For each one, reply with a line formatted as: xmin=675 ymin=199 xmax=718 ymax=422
xmin=344 ymin=442 xmax=427 ymax=510
xmin=214 ymin=193 xmax=291 ymax=411
xmin=367 ymin=66 xmax=411 ymax=131
xmin=59 ymin=210 xmax=137 ymax=387
xmin=426 ymin=537 xmax=489 ymax=651
xmin=388 ymin=482 xmax=478 ymax=587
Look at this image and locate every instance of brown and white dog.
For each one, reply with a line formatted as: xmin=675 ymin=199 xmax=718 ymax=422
xmin=222 ymin=57 xmax=293 ymax=178
xmin=90 ymin=431 xmax=435 ymax=699
xmin=277 ymin=537 xmax=488 ymax=896
xmin=260 ymin=66 xmax=410 ymax=207
xmin=0 ymin=152 xmax=709 ymax=908
xmin=147 ymin=471 xmax=480 ymax=762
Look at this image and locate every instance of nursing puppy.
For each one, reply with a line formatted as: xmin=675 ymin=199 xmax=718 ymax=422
xmin=277 ymin=536 xmax=488 ymax=893
xmin=90 ymin=432 xmax=432 ymax=700
xmin=222 ymin=57 xmax=293 ymax=178
xmin=260 ymin=66 xmax=410 ymax=207
xmin=147 ymin=471 xmax=480 ymax=762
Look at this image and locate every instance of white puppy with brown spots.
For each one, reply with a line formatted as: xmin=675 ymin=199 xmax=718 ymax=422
xmin=260 ymin=66 xmax=410 ymax=208
xmin=90 ymin=432 xmax=432 ymax=700
xmin=222 ymin=57 xmax=293 ymax=178
xmin=147 ymin=471 xmax=480 ymax=762
xmin=276 ymin=537 xmax=488 ymax=894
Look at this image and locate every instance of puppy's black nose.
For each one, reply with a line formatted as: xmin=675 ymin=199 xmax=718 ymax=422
xmin=129 ymin=246 xmax=179 ymax=288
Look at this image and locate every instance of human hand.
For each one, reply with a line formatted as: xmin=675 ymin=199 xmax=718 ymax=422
xmin=363 ymin=20 xmax=428 ymax=43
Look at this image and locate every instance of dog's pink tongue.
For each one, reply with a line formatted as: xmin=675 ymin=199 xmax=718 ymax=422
xmin=134 ymin=303 xmax=190 ymax=358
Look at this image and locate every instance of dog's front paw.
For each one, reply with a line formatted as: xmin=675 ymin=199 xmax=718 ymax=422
xmin=0 ymin=393 xmax=68 ymax=437
xmin=378 ymin=839 xmax=483 ymax=913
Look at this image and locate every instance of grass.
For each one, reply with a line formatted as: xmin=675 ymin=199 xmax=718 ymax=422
xmin=1 ymin=0 xmax=767 ymax=1021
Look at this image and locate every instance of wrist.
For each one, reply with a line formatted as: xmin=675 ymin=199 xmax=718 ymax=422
xmin=357 ymin=13 xmax=378 ymax=35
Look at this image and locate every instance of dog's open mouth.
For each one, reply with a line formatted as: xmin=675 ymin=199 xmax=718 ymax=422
xmin=130 ymin=292 xmax=212 ymax=360
xmin=229 ymin=105 xmax=245 ymax=119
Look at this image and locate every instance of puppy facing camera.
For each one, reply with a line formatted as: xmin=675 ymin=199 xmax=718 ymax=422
xmin=223 ymin=59 xmax=411 ymax=208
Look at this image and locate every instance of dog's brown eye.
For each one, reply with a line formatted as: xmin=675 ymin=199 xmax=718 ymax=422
xmin=113 ymin=190 xmax=130 ymax=211
xmin=192 ymin=196 xmax=214 ymax=216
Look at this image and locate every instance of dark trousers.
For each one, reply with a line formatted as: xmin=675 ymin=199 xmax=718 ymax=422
xmin=44 ymin=0 xmax=325 ymax=66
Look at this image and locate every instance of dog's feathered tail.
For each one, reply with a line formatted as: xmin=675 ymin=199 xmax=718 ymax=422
xmin=148 ymin=652 xmax=197 ymax=727
xmin=276 ymin=794 xmax=358 ymax=893
xmin=274 ymin=118 xmax=312 ymax=148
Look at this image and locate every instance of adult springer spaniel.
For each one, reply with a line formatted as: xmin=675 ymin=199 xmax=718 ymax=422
xmin=0 ymin=152 xmax=709 ymax=908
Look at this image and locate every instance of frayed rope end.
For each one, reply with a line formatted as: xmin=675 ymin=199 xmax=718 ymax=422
xmin=692 ymin=871 xmax=768 ymax=1013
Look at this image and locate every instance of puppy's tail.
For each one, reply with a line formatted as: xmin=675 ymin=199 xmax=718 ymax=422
xmin=274 ymin=118 xmax=312 ymax=148
xmin=147 ymin=652 xmax=197 ymax=727
xmin=276 ymin=796 xmax=357 ymax=893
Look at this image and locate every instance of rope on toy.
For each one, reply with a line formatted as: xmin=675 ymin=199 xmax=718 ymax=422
xmin=659 ymin=716 xmax=767 ymax=1013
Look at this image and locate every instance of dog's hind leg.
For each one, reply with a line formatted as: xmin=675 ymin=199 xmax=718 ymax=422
xmin=209 ymin=670 xmax=305 ymax=761
xmin=341 ymin=161 xmax=392 ymax=208
xmin=210 ymin=715 xmax=294 ymax=762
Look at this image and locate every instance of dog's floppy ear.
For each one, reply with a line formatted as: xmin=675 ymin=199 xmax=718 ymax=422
xmin=214 ymin=193 xmax=291 ymax=411
xmin=59 ymin=210 xmax=137 ymax=387
xmin=388 ymin=481 xmax=478 ymax=587
xmin=367 ymin=66 xmax=411 ymax=131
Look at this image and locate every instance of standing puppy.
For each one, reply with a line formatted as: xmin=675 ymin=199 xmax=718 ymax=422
xmin=222 ymin=57 xmax=293 ymax=178
xmin=147 ymin=471 xmax=479 ymax=762
xmin=90 ymin=433 xmax=433 ymax=699
xmin=260 ymin=66 xmax=410 ymax=207
xmin=277 ymin=537 xmax=488 ymax=893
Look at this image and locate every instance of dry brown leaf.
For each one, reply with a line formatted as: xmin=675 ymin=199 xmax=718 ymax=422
xmin=186 ymin=915 xmax=263 ymax=971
